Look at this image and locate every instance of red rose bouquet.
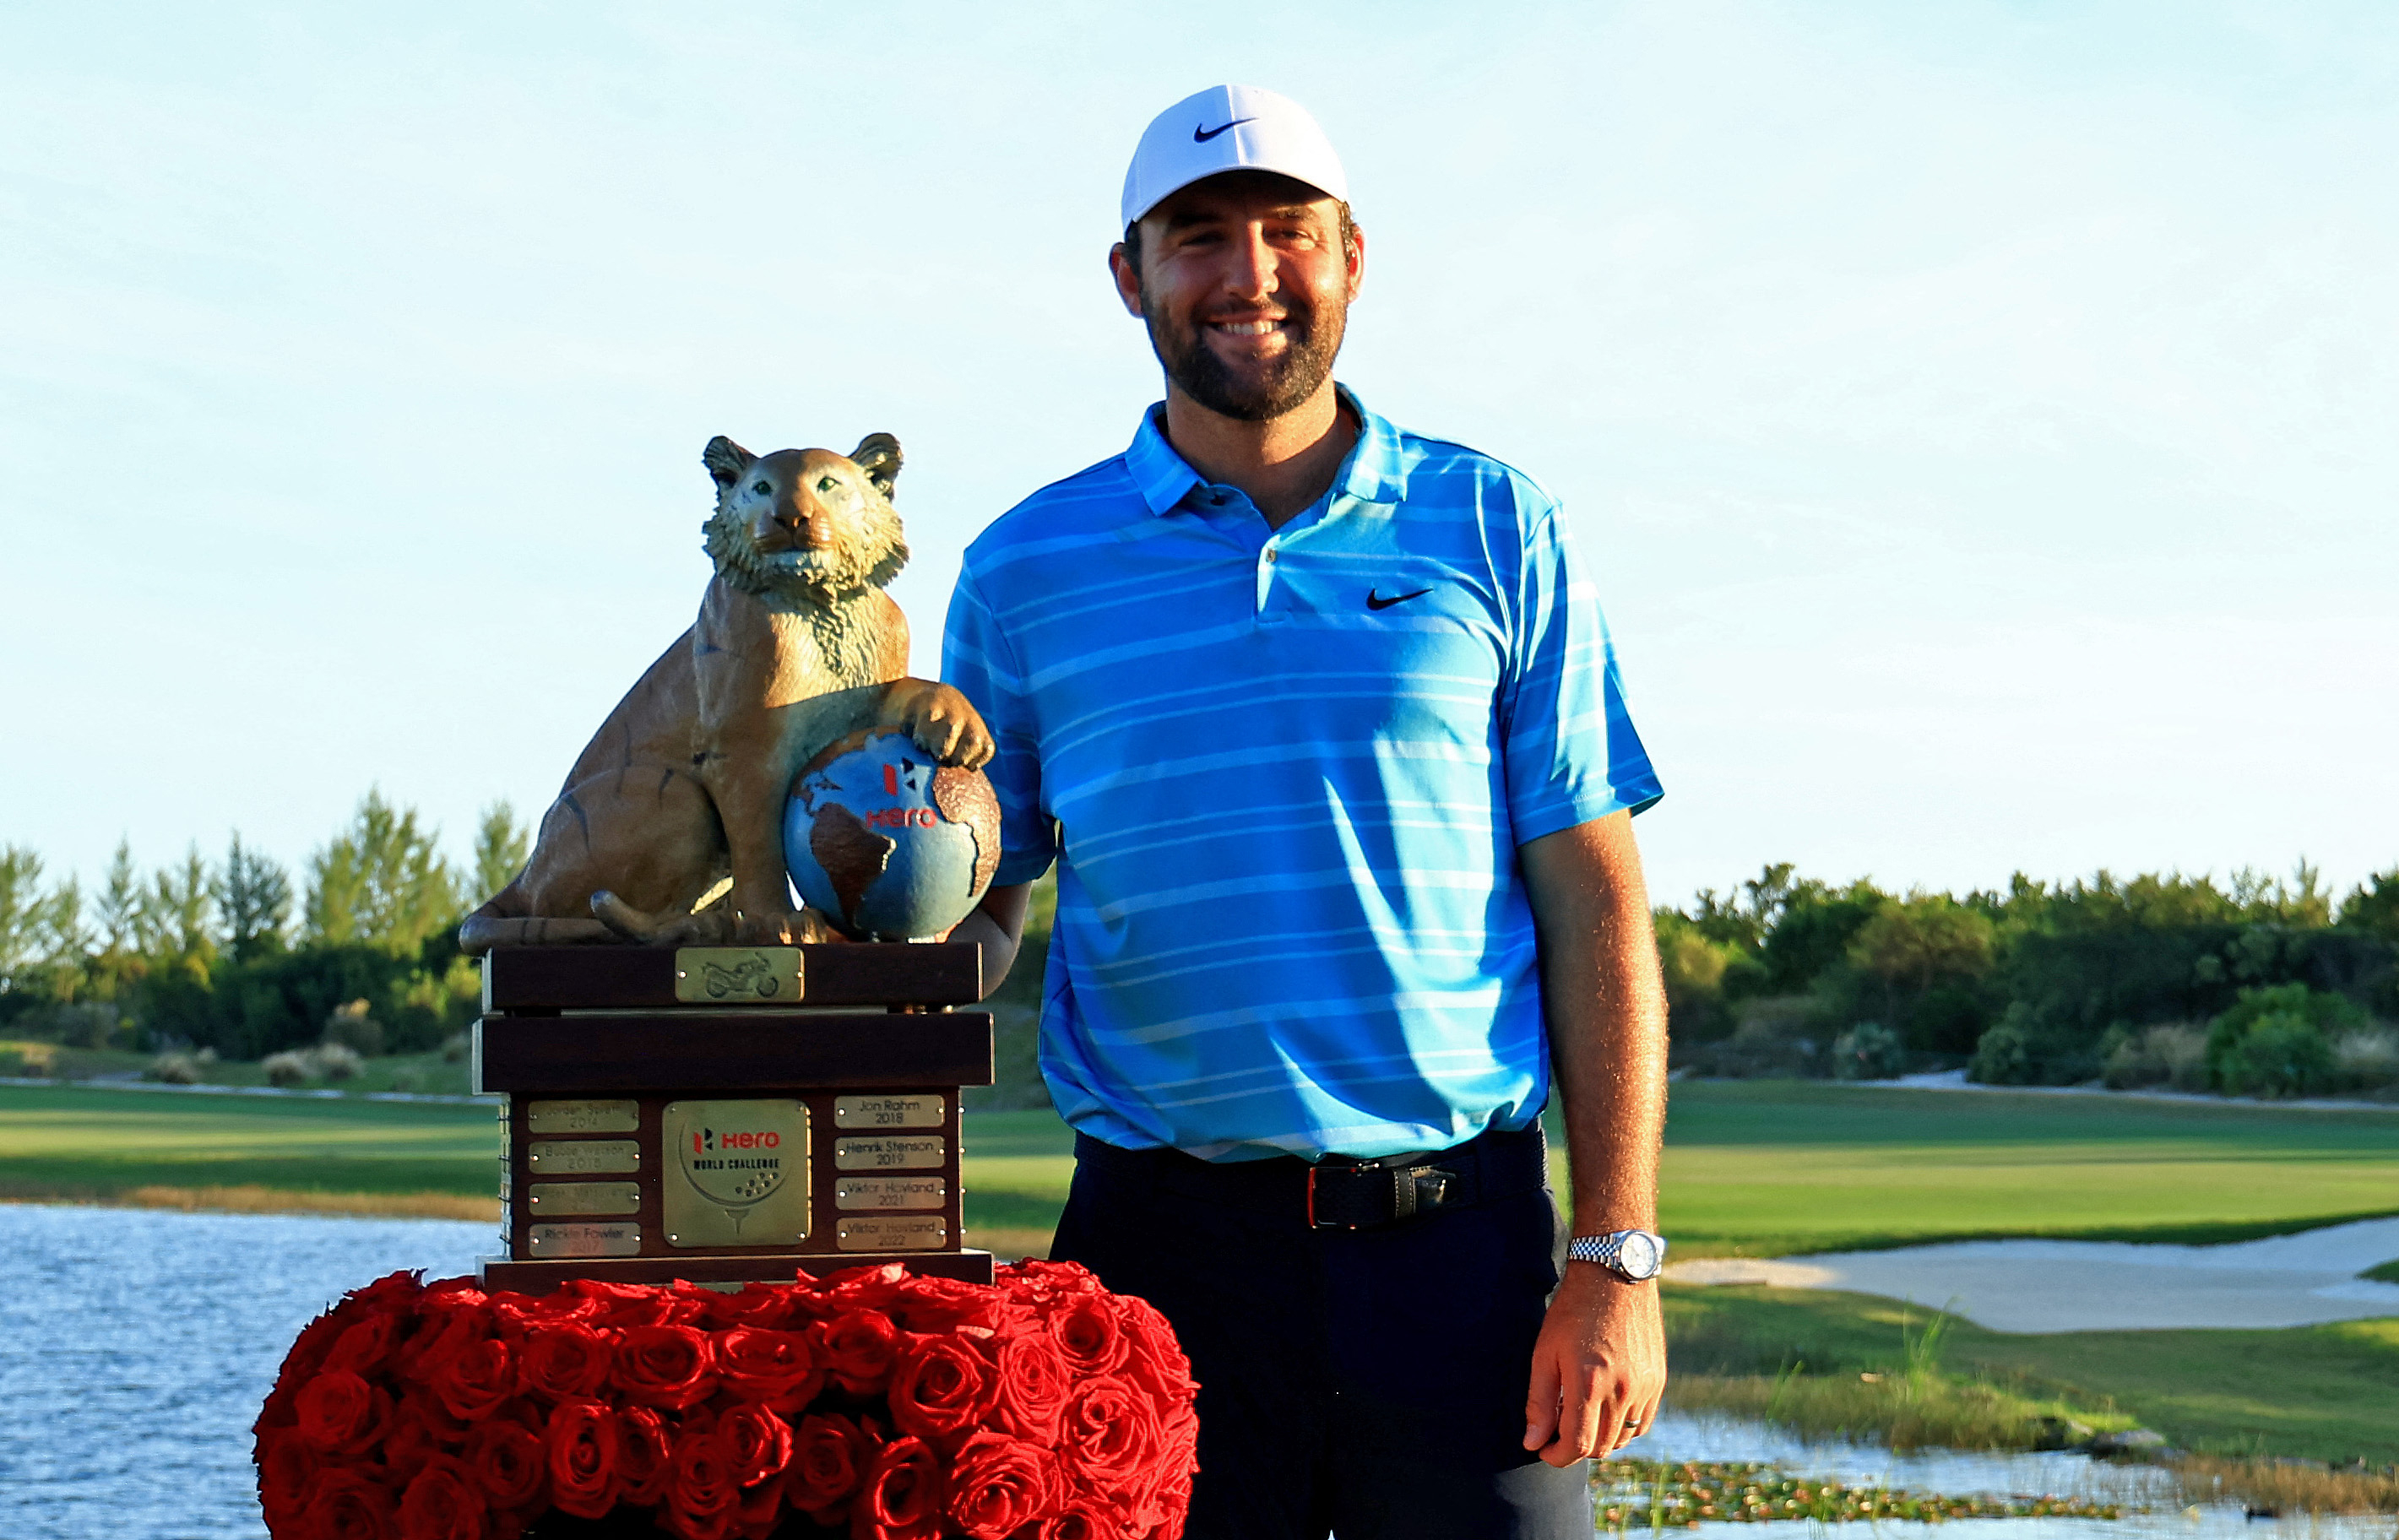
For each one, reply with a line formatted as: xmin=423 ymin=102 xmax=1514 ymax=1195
xmin=254 ymin=1261 xmax=1199 ymax=1540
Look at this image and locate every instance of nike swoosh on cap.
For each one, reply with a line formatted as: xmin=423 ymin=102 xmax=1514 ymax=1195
xmin=1193 ymin=117 xmax=1256 ymax=142
xmin=1366 ymin=587 xmax=1434 ymax=610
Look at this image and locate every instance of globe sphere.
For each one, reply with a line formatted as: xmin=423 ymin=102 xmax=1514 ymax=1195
xmin=783 ymin=728 xmax=1001 ymax=941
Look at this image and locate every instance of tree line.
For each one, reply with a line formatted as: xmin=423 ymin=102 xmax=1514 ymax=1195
xmin=1656 ymin=860 xmax=2399 ymax=1095
xmin=0 ymin=793 xmax=529 ymax=1060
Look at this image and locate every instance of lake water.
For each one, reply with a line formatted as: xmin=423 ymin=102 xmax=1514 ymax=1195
xmin=0 ymin=1203 xmax=496 ymax=1540
xmin=0 ymin=1205 xmax=2385 ymax=1539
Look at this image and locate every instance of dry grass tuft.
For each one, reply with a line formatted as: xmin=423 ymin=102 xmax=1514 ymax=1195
xmin=117 ymin=1185 xmax=499 ymax=1222
xmin=2171 ymin=1454 xmax=2399 ymax=1516
xmin=1665 ymin=1369 xmax=2104 ymax=1452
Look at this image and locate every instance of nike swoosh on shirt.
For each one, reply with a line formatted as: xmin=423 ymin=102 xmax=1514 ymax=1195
xmin=1366 ymin=587 xmax=1434 ymax=610
xmin=1193 ymin=117 xmax=1256 ymax=142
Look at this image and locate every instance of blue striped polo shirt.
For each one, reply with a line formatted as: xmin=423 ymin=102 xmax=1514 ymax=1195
xmin=941 ymin=387 xmax=1661 ymax=1162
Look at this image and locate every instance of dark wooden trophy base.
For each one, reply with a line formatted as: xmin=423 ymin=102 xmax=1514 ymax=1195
xmin=474 ymin=943 xmax=997 ymax=1292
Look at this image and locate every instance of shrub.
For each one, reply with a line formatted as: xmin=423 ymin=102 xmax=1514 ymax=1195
xmin=262 ymin=1049 xmax=312 ymax=1087
xmin=321 ymin=998 xmax=384 ymax=1056
xmin=314 ymin=1042 xmax=364 ymax=1081
xmin=1686 ymin=999 xmax=1821 ymax=1078
xmin=1968 ymin=1017 xmax=2033 ymax=1085
xmin=440 ymin=1030 xmax=470 ymax=1064
xmin=2332 ymin=1026 xmax=2399 ymax=1093
xmin=2206 ymin=984 xmax=2362 ymax=1097
xmin=2100 ymin=1022 xmax=2209 ymax=1091
xmin=149 ymin=1052 xmax=202 ymax=1085
xmin=1832 ymin=1021 xmax=1907 ymax=1080
xmin=2216 ymin=1012 xmax=2335 ymax=1098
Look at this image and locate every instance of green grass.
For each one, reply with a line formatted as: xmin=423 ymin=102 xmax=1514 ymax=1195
xmin=1666 ymin=1283 xmax=2399 ymax=1463
xmin=1655 ymin=1081 xmax=2399 ymax=1257
xmin=0 ymin=1083 xmax=500 ymax=1203
xmin=2364 ymin=1259 xmax=2399 ymax=1284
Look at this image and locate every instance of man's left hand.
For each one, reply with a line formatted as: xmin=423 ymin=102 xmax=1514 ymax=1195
xmin=1522 ymin=1261 xmax=1666 ymax=1467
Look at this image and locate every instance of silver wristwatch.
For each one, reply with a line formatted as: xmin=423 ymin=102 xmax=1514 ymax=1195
xmin=1567 ymin=1228 xmax=1667 ymax=1282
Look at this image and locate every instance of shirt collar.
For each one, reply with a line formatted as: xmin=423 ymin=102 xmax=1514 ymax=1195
xmin=1125 ymin=383 xmax=1408 ymax=517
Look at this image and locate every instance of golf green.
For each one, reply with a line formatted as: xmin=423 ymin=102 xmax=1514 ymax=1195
xmin=6 ymin=1080 xmax=2394 ymax=1262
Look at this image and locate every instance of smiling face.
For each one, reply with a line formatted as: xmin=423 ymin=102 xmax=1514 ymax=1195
xmin=1112 ymin=171 xmax=1364 ymax=423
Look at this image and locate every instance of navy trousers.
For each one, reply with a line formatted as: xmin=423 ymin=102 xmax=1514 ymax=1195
xmin=1049 ymin=1131 xmax=1594 ymax=1540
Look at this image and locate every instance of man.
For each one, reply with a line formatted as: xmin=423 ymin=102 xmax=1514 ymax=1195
xmin=944 ymin=84 xmax=1669 ymax=1538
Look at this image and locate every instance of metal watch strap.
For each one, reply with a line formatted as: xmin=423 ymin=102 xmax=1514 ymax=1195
xmin=1566 ymin=1228 xmax=1667 ymax=1282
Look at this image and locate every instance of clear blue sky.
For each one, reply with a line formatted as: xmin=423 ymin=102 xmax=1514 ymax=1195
xmin=5 ymin=1 xmax=2394 ymax=911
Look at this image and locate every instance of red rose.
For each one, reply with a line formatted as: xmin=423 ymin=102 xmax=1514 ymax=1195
xmin=617 ymin=1405 xmax=677 ymax=1507
xmin=997 ymin=1260 xmax=1101 ymax=1300
xmin=611 ymin=1324 xmax=718 ymax=1410
xmin=296 ymin=1370 xmax=390 ymax=1455
xmin=1115 ymin=1296 xmax=1199 ymax=1403
xmin=1045 ymin=1294 xmax=1129 ymax=1377
xmin=943 ymin=1431 xmax=1060 ymax=1540
xmin=298 ymin=1468 xmax=399 ymax=1540
xmin=380 ymin=1409 xmax=456 ymax=1487
xmin=887 ymin=1333 xmax=998 ymax=1446
xmin=256 ymin=1423 xmax=318 ymax=1530
xmin=324 ymin=1310 xmax=406 ymax=1378
xmin=784 ymin=1413 xmax=877 ymax=1520
xmin=395 ymin=1386 xmax=473 ymax=1450
xmin=886 ymin=1274 xmax=1007 ymax=1333
xmin=820 ymin=1309 xmax=902 ymax=1396
xmin=518 ymin=1322 xmax=614 ymax=1401
xmin=348 ymin=1270 xmax=430 ymax=1313
xmin=849 ymin=1435 xmax=944 ymax=1540
xmin=665 ymin=1425 xmax=741 ymax=1540
xmin=714 ymin=1326 xmax=825 ymax=1411
xmin=398 ymin=1458 xmax=488 ymax=1540
xmin=427 ymin=1329 xmax=516 ymax=1423
xmin=464 ymin=1418 xmax=547 ymax=1515
xmin=1037 ymin=1503 xmax=1121 ymax=1540
xmin=263 ymin=1306 xmax=350 ymax=1429
xmin=545 ymin=1398 xmax=621 ymax=1520
xmin=1061 ymin=1375 xmax=1160 ymax=1490
xmin=708 ymin=1280 xmax=812 ymax=1330
xmin=734 ymin=1474 xmax=785 ymax=1540
xmin=992 ymin=1329 xmax=1071 ymax=1445
xmin=718 ymin=1403 xmax=794 ymax=1488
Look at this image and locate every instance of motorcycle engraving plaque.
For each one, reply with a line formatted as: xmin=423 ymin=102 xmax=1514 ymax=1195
xmin=672 ymin=947 xmax=802 ymax=1004
xmin=661 ymin=1098 xmax=810 ymax=1248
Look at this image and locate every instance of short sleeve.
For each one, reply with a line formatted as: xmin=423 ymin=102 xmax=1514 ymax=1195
xmin=941 ymin=564 xmax=1059 ymax=887
xmin=1497 ymin=500 xmax=1664 ymax=843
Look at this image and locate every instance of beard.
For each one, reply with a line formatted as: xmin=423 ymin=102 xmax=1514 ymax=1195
xmin=1141 ymin=285 xmax=1347 ymax=422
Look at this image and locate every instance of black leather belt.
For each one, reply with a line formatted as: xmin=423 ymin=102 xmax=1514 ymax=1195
xmin=1073 ymin=1122 xmax=1549 ymax=1232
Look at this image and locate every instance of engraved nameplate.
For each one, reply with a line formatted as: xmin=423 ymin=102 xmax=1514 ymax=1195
xmin=833 ymin=1135 xmax=946 ymax=1171
xmin=835 ymin=1175 xmax=947 ymax=1211
xmin=674 ymin=947 xmax=802 ymax=1004
xmin=837 ymin=1215 xmax=947 ymax=1251
xmin=528 ymin=1222 xmax=640 ymax=1258
xmin=834 ymin=1093 xmax=946 ymax=1130
xmin=527 ymin=1181 xmax=641 ymax=1217
xmin=526 ymin=1098 xmax=639 ymax=1135
xmin=527 ymin=1140 xmax=640 ymax=1175
xmin=661 ymin=1098 xmax=810 ymax=1248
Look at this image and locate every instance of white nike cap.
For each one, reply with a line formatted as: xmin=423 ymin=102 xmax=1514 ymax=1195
xmin=1120 ymin=84 xmax=1349 ymax=231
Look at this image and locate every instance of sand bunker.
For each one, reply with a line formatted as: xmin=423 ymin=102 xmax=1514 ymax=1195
xmin=1666 ymin=1217 xmax=2399 ymax=1332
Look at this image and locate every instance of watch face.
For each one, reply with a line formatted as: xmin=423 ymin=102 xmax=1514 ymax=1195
xmin=1618 ymin=1231 xmax=1661 ymax=1278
